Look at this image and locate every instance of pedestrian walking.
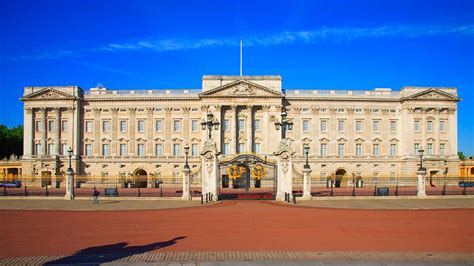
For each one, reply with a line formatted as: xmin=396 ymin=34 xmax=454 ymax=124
xmin=93 ymin=187 xmax=100 ymax=204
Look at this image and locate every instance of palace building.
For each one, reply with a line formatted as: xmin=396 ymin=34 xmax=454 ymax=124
xmin=20 ymin=75 xmax=460 ymax=190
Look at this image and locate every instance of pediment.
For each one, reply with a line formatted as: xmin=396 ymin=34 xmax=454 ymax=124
xmin=354 ymin=137 xmax=366 ymax=142
xmin=23 ymin=88 xmax=75 ymax=100
xmin=199 ymin=80 xmax=282 ymax=98
xmin=402 ymin=89 xmax=459 ymax=102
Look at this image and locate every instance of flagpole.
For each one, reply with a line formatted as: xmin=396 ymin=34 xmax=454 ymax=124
xmin=240 ymin=40 xmax=243 ymax=77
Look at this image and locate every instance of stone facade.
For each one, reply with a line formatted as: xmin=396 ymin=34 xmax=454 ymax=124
xmin=21 ymin=75 xmax=460 ymax=187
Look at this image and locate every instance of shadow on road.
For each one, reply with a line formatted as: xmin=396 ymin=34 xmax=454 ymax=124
xmin=45 ymin=236 xmax=186 ymax=265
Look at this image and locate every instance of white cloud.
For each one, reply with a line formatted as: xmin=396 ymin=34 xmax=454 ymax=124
xmin=4 ymin=24 xmax=473 ymax=60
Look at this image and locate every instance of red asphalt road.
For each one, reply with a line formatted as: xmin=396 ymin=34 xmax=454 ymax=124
xmin=0 ymin=201 xmax=473 ymax=257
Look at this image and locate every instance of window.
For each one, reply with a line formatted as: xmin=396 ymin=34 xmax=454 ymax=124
xmin=138 ymin=120 xmax=145 ymax=132
xmin=302 ymin=120 xmax=310 ymax=132
xmin=320 ymin=144 xmax=327 ymax=157
xmin=355 ymin=144 xmax=362 ymax=157
xmin=85 ymin=121 xmax=93 ymax=133
xmin=47 ymin=143 xmax=54 ymax=155
xmin=120 ymin=144 xmax=127 ymax=156
xmin=440 ymin=143 xmax=445 ymax=156
xmin=155 ymin=144 xmax=163 ymax=156
xmin=191 ymin=120 xmax=198 ymax=132
xmin=238 ymin=143 xmax=245 ymax=153
xmin=35 ymin=121 xmax=42 ymax=132
xmin=254 ymin=143 xmax=261 ymax=154
xmin=390 ymin=144 xmax=397 ymax=157
xmin=238 ymin=119 xmax=245 ymax=131
xmin=173 ymin=143 xmax=180 ymax=156
xmin=414 ymin=143 xmax=420 ymax=155
xmin=338 ymin=144 xmax=345 ymax=157
xmin=61 ymin=144 xmax=68 ymax=156
xmin=320 ymin=120 xmax=327 ymax=132
xmin=173 ymin=120 xmax=181 ymax=132
xmin=373 ymin=120 xmax=380 ymax=133
xmin=120 ymin=121 xmax=127 ymax=133
xmin=102 ymin=120 xmax=110 ymax=132
xmin=223 ymin=143 xmax=230 ymax=155
xmin=427 ymin=121 xmax=433 ymax=132
xmin=155 ymin=120 xmax=163 ymax=132
xmin=390 ymin=121 xmax=397 ymax=133
xmin=320 ymin=172 xmax=327 ymax=182
xmin=414 ymin=120 xmax=420 ymax=132
xmin=192 ymin=143 xmax=199 ymax=156
xmin=338 ymin=120 xmax=344 ymax=132
xmin=137 ymin=144 xmax=145 ymax=156
xmin=254 ymin=119 xmax=261 ymax=131
xmin=427 ymin=143 xmax=433 ymax=156
xmin=223 ymin=119 xmax=230 ymax=131
xmin=373 ymin=144 xmax=379 ymax=157
xmin=48 ymin=121 xmax=54 ymax=132
xmin=102 ymin=144 xmax=109 ymax=156
xmin=61 ymin=120 xmax=68 ymax=132
xmin=355 ymin=121 xmax=363 ymax=132
xmin=35 ymin=144 xmax=42 ymax=155
xmin=439 ymin=120 xmax=446 ymax=132
xmin=85 ymin=144 xmax=92 ymax=156
xmin=373 ymin=172 xmax=379 ymax=183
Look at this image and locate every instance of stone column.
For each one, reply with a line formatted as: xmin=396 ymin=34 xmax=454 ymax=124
xmin=201 ymin=140 xmax=219 ymax=201
xmin=448 ymin=108 xmax=458 ymax=158
xmin=23 ymin=107 xmax=34 ymax=158
xmin=214 ymin=105 xmax=222 ymax=152
xmin=246 ymin=106 xmax=253 ymax=153
xmin=146 ymin=107 xmax=154 ymax=155
xmin=164 ymin=107 xmax=172 ymax=155
xmin=417 ymin=170 xmax=427 ymax=197
xmin=41 ymin=108 xmax=47 ymax=156
xmin=65 ymin=168 xmax=74 ymax=200
xmin=110 ymin=108 xmax=119 ymax=156
xmin=302 ymin=168 xmax=312 ymax=200
xmin=275 ymin=141 xmax=293 ymax=201
xmin=55 ymin=108 xmax=61 ymax=156
xmin=182 ymin=167 xmax=191 ymax=200
xmin=128 ymin=108 xmax=137 ymax=155
xmin=183 ymin=107 xmax=191 ymax=144
xmin=230 ymin=105 xmax=237 ymax=154
xmin=262 ymin=105 xmax=270 ymax=154
xmin=93 ymin=108 xmax=101 ymax=156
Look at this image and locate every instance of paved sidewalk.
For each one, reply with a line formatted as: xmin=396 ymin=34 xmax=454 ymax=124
xmin=294 ymin=197 xmax=474 ymax=209
xmin=1 ymin=251 xmax=472 ymax=265
xmin=0 ymin=197 xmax=472 ymax=211
xmin=0 ymin=199 xmax=205 ymax=210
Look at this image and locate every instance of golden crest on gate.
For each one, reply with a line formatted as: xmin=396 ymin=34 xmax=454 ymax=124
xmin=228 ymin=164 xmax=245 ymax=179
xmin=251 ymin=163 xmax=265 ymax=180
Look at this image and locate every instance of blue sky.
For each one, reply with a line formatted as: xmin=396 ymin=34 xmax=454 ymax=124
xmin=1 ymin=0 xmax=473 ymax=154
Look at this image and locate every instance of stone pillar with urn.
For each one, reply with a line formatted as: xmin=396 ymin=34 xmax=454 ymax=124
xmin=200 ymin=111 xmax=220 ymax=201
xmin=182 ymin=144 xmax=191 ymax=200
xmin=274 ymin=107 xmax=294 ymax=201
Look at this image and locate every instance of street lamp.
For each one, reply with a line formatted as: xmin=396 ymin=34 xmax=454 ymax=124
xmin=67 ymin=147 xmax=73 ymax=173
xmin=184 ymin=143 xmax=190 ymax=170
xmin=274 ymin=108 xmax=294 ymax=140
xmin=201 ymin=111 xmax=220 ymax=140
xmin=418 ymin=148 xmax=426 ymax=175
xmin=303 ymin=144 xmax=310 ymax=169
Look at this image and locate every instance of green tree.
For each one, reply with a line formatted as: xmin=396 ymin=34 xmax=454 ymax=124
xmin=458 ymin=151 xmax=465 ymax=161
xmin=0 ymin=124 xmax=23 ymax=159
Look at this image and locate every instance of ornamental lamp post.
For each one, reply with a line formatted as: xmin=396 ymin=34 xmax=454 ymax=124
xmin=201 ymin=111 xmax=220 ymax=140
xmin=418 ymin=148 xmax=426 ymax=175
xmin=303 ymin=144 xmax=310 ymax=169
xmin=67 ymin=147 xmax=73 ymax=173
xmin=274 ymin=108 xmax=294 ymax=140
xmin=184 ymin=143 xmax=190 ymax=170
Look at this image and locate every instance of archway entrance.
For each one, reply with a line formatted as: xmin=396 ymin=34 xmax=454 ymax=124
xmin=335 ymin=169 xmax=347 ymax=188
xmin=132 ymin=169 xmax=148 ymax=188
